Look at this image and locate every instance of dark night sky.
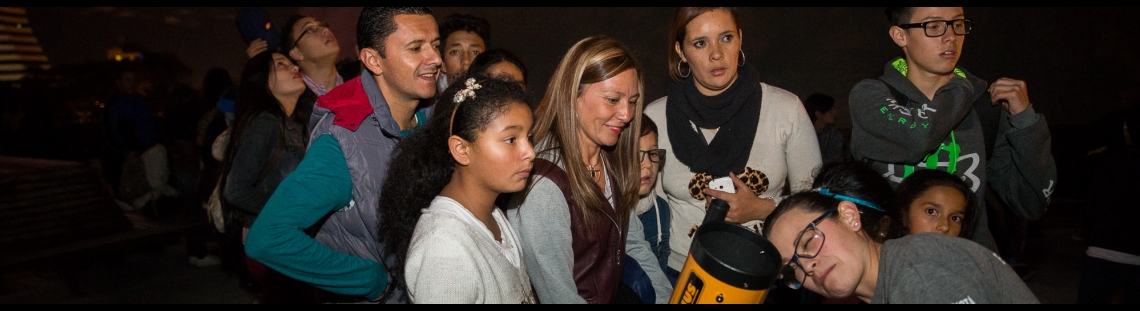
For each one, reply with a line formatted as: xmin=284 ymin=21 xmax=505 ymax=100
xmin=22 ymin=7 xmax=1140 ymax=127
xmin=26 ymin=7 xmax=300 ymax=87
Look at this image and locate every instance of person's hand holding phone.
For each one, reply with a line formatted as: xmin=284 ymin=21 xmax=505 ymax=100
xmin=702 ymin=172 xmax=775 ymax=224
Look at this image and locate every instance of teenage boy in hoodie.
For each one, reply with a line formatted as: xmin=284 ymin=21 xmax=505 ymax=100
xmin=848 ymin=7 xmax=1057 ymax=253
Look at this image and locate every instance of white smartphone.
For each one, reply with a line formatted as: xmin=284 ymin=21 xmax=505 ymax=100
xmin=709 ymin=176 xmax=736 ymax=194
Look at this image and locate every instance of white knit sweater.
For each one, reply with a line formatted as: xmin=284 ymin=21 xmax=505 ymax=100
xmin=405 ymin=196 xmax=536 ymax=304
xmin=644 ymin=82 xmax=822 ymax=271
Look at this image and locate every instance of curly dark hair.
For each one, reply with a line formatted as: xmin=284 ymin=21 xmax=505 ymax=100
xmin=438 ymin=13 xmax=491 ymax=48
xmin=763 ymin=161 xmax=893 ymax=243
xmin=377 ymin=77 xmax=528 ymax=272
xmin=887 ymin=169 xmax=978 ymax=240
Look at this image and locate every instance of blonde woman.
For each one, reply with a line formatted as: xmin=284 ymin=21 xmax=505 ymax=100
xmin=506 ymin=36 xmax=672 ymax=304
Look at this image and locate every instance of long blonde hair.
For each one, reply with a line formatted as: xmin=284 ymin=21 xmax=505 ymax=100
xmin=529 ymin=36 xmax=644 ymax=231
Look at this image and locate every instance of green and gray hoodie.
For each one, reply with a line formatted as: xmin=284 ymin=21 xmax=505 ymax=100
xmin=849 ymin=58 xmax=1057 ymax=253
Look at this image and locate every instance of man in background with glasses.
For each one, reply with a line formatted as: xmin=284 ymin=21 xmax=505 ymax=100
xmin=847 ymin=7 xmax=1057 ymax=256
xmin=245 ymin=13 xmax=345 ymax=97
xmin=280 ymin=14 xmax=344 ymax=96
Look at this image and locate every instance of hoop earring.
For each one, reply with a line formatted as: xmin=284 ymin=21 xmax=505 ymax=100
xmin=738 ymin=50 xmax=746 ymax=67
xmin=677 ymin=61 xmax=690 ymax=78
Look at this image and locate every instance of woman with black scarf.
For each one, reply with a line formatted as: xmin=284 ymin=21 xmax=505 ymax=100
xmin=643 ymin=7 xmax=822 ymax=281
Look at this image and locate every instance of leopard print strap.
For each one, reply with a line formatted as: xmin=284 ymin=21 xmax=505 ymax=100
xmin=738 ymin=167 xmax=770 ymax=195
xmin=688 ymin=167 xmax=770 ymax=200
xmin=688 ymin=172 xmax=712 ymax=200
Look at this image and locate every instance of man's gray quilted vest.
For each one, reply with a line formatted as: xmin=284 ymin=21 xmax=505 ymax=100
xmin=307 ymin=73 xmax=434 ymax=303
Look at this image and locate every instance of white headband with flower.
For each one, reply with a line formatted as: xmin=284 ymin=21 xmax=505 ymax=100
xmin=450 ymin=78 xmax=483 ymax=136
xmin=453 ymin=78 xmax=482 ymax=104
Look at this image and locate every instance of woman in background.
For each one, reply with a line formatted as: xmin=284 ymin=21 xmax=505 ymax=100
xmin=221 ymin=51 xmax=316 ymax=304
xmin=644 ymin=7 xmax=821 ymax=281
xmin=467 ymin=48 xmax=528 ymax=89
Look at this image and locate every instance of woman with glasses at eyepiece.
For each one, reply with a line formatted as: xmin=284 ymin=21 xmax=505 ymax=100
xmin=644 ymin=7 xmax=822 ymax=283
xmin=761 ymin=162 xmax=1039 ymax=304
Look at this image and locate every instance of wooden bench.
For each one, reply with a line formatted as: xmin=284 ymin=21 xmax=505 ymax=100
xmin=0 ymin=156 xmax=210 ymax=294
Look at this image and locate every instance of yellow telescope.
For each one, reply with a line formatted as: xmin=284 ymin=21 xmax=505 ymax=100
xmin=669 ymin=199 xmax=782 ymax=304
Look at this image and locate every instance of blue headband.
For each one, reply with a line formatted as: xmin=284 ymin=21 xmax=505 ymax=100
xmin=818 ymin=188 xmax=884 ymax=212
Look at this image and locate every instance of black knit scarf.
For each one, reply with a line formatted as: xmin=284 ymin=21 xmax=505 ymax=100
xmin=665 ymin=64 xmax=763 ymax=177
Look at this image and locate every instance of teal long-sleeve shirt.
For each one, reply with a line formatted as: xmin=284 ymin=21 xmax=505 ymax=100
xmin=245 ymin=133 xmax=389 ymax=300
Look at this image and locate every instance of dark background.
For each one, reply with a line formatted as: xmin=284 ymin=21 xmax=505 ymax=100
xmin=25 ymin=7 xmax=1140 ymax=127
xmin=15 ymin=7 xmax=1140 ymax=199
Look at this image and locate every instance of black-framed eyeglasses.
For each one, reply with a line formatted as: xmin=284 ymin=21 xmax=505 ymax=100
xmin=639 ymin=149 xmax=666 ymax=164
xmin=777 ymin=208 xmax=836 ymax=290
xmin=289 ymin=21 xmax=330 ymax=51
xmin=897 ymin=19 xmax=972 ymax=37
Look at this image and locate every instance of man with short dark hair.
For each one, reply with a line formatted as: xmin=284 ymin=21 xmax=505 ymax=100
xmin=245 ymin=7 xmax=441 ymax=303
xmin=436 ymin=13 xmax=490 ymax=91
xmin=848 ymin=7 xmax=1057 ymax=253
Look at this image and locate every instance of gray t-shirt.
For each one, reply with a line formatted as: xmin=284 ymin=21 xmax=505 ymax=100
xmin=872 ymin=233 xmax=1039 ymax=304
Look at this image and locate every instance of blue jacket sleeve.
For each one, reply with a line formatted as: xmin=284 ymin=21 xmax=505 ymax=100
xmin=244 ymin=134 xmax=389 ymax=300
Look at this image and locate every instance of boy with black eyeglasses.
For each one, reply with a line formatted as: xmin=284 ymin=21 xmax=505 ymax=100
xmin=280 ymin=14 xmax=344 ymax=97
xmin=848 ymin=7 xmax=1057 ymax=255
